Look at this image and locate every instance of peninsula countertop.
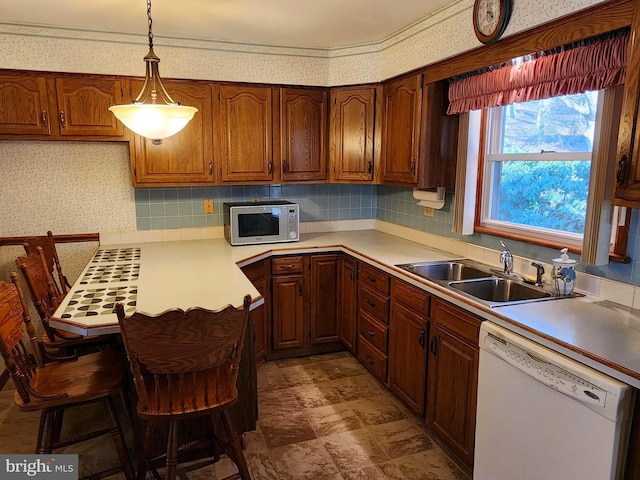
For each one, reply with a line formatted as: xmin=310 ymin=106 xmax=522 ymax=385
xmin=50 ymin=229 xmax=640 ymax=388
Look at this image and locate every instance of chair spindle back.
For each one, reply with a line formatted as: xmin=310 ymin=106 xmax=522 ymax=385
xmin=16 ymin=247 xmax=63 ymax=342
xmin=23 ymin=231 xmax=70 ymax=295
xmin=116 ymin=295 xmax=252 ymax=416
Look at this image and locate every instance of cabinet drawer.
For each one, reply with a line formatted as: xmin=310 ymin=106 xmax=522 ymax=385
xmin=359 ymin=311 xmax=388 ymax=353
xmin=432 ymin=299 xmax=482 ymax=346
xmin=360 ymin=285 xmax=389 ymax=324
xmin=391 ymin=278 xmax=430 ymax=316
xmin=272 ymin=256 xmax=304 ymax=275
xmin=358 ymin=337 xmax=387 ymax=383
xmin=359 ymin=263 xmax=390 ymax=295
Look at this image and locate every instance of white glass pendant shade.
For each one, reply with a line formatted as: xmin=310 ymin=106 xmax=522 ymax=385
xmin=109 ymin=103 xmax=198 ymax=140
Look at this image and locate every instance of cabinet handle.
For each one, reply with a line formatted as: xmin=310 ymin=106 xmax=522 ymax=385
xmin=430 ymin=336 xmax=439 ymax=355
xmin=365 ymin=355 xmax=375 ymax=365
xmin=418 ymin=329 xmax=425 ymax=347
xmin=367 ymin=275 xmax=377 ymax=283
xmin=410 ymin=159 xmax=416 ymax=175
xmin=283 ymin=159 xmax=289 ymax=173
xmin=366 ymin=330 xmax=376 ymax=337
xmin=366 ymin=299 xmax=376 ymax=308
xmin=280 ymin=264 xmax=295 ymax=270
xmin=40 ymin=110 xmax=48 ymax=128
xmin=367 ymin=161 xmax=373 ymax=174
xmin=209 ymin=160 xmax=213 ymax=176
xmin=59 ymin=111 xmax=67 ymax=128
xmin=350 ymin=269 xmax=355 ymax=282
xmin=268 ymin=160 xmax=273 ymax=174
xmin=616 ymin=154 xmax=629 ymax=186
xmin=298 ymin=280 xmax=303 ymax=296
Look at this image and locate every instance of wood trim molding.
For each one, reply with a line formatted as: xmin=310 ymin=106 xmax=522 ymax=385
xmin=0 ymin=233 xmax=99 ymax=247
xmin=422 ymin=0 xmax=633 ymax=84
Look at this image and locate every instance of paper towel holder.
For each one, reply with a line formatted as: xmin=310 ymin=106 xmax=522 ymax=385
xmin=413 ymin=187 xmax=446 ymax=209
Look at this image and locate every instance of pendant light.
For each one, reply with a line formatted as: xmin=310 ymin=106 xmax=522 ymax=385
xmin=109 ymin=0 xmax=198 ymax=142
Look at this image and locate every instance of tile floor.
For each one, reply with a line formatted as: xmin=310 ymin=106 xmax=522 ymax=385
xmin=0 ymin=351 xmax=470 ymax=479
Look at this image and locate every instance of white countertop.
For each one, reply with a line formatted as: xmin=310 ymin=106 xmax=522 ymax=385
xmin=51 ymin=230 xmax=640 ymax=388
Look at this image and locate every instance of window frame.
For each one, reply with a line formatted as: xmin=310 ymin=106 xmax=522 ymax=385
xmin=475 ymin=94 xmax=600 ymax=253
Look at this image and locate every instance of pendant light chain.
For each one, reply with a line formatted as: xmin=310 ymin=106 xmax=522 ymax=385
xmin=147 ymin=0 xmax=154 ymax=51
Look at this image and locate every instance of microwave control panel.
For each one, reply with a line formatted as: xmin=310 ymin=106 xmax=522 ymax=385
xmin=288 ymin=207 xmax=299 ymax=239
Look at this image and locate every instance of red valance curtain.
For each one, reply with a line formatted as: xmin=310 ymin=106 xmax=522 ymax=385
xmin=447 ymin=31 xmax=629 ymax=115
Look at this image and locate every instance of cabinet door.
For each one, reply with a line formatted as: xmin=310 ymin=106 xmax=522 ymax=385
xmin=614 ymin=0 xmax=640 ymax=205
xmin=338 ymin=256 xmax=358 ymax=353
xmin=382 ymin=74 xmax=422 ymax=186
xmin=130 ymin=81 xmax=214 ymax=186
xmin=0 ymin=75 xmax=52 ymax=136
xmin=214 ymin=84 xmax=274 ymax=182
xmin=272 ymin=274 xmax=305 ymax=350
xmin=280 ymin=88 xmax=328 ymax=181
xmin=426 ymin=324 xmax=478 ymax=466
xmin=389 ymin=301 xmax=428 ymax=416
xmin=310 ymin=254 xmax=340 ymax=345
xmin=330 ymin=86 xmax=380 ymax=182
xmin=55 ymin=77 xmax=125 ymax=137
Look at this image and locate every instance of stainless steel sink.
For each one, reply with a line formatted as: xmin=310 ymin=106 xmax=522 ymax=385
xmin=396 ymin=260 xmax=492 ymax=282
xmin=396 ymin=259 xmax=569 ymax=307
xmin=448 ymin=277 xmax=553 ymax=306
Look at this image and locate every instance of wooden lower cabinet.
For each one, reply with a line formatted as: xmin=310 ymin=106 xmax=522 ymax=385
xmin=338 ymin=255 xmax=358 ymax=353
xmin=272 ymin=273 xmax=306 ymax=350
xmin=241 ymin=260 xmax=269 ymax=365
xmin=357 ymin=263 xmax=391 ymax=384
xmin=269 ymin=254 xmax=342 ymax=359
xmin=388 ymin=279 xmax=430 ymax=416
xmin=426 ymin=299 xmax=480 ymax=468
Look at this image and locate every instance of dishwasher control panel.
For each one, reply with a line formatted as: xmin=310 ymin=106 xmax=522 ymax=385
xmin=484 ymin=331 xmax=607 ymax=407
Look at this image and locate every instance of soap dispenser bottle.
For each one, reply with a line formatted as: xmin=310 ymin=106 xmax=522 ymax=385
xmin=551 ymin=248 xmax=577 ymax=296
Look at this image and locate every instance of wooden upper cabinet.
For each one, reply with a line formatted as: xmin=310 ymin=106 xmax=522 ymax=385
xmin=329 ymin=86 xmax=382 ymax=183
xmin=614 ymin=0 xmax=640 ymax=206
xmin=0 ymin=75 xmax=52 ymax=136
xmin=0 ymin=73 xmax=127 ymax=140
xmin=214 ymin=84 xmax=275 ymax=183
xmin=129 ymin=81 xmax=214 ymax=186
xmin=54 ymin=77 xmax=124 ymax=137
xmin=382 ymin=73 xmax=422 ymax=186
xmin=382 ymin=74 xmax=458 ymax=188
xmin=280 ymin=87 xmax=328 ymax=182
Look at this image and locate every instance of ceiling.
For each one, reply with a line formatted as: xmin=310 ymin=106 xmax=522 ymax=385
xmin=0 ymin=0 xmax=456 ymax=49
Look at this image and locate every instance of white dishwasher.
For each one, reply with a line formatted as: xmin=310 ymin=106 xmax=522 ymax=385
xmin=474 ymin=322 xmax=635 ymax=480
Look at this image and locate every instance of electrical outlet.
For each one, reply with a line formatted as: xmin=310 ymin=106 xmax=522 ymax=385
xmin=203 ymin=199 xmax=214 ymax=214
xmin=424 ymin=207 xmax=435 ymax=217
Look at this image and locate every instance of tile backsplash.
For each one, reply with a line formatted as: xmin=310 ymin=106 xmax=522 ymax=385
xmin=134 ymin=184 xmax=377 ymax=230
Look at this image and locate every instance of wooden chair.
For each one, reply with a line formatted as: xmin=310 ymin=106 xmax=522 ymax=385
xmin=23 ymin=231 xmax=71 ymax=295
xmin=0 ymin=272 xmax=135 ymax=480
xmin=16 ymin=247 xmax=116 ymax=356
xmin=116 ymin=295 xmax=253 ymax=480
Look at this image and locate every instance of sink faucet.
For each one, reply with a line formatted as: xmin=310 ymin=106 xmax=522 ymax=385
xmin=531 ymin=262 xmax=545 ymax=287
xmin=500 ymin=241 xmax=513 ymax=275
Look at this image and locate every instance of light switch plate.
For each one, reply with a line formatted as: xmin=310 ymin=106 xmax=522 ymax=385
xmin=204 ymin=199 xmax=214 ymax=214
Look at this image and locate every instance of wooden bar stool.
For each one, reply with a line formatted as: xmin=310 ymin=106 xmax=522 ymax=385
xmin=0 ymin=272 xmax=135 ymax=480
xmin=16 ymin=247 xmax=117 ymax=357
xmin=23 ymin=231 xmax=72 ymax=295
xmin=116 ymin=295 xmax=253 ymax=480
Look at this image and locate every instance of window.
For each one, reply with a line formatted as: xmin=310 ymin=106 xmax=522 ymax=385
xmin=479 ymin=91 xmax=600 ymax=247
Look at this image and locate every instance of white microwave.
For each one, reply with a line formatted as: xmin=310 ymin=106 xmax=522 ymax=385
xmin=223 ymin=201 xmax=300 ymax=246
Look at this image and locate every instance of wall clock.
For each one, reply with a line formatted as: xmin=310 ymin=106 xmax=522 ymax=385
xmin=473 ymin=0 xmax=513 ymax=45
